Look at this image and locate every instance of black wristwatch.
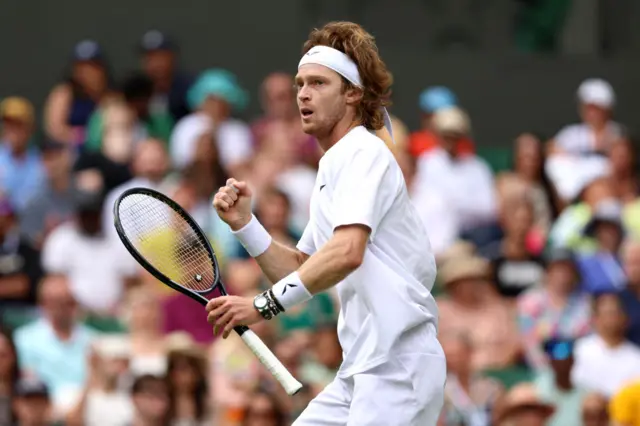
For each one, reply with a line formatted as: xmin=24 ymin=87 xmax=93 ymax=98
xmin=253 ymin=290 xmax=284 ymax=320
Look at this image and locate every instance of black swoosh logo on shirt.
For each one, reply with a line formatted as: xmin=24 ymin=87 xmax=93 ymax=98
xmin=320 ymin=184 xmax=326 ymax=191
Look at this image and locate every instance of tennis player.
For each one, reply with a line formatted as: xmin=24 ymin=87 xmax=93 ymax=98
xmin=208 ymin=21 xmax=445 ymax=425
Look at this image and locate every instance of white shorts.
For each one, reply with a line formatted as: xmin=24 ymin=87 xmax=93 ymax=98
xmin=292 ymin=353 xmax=446 ymax=426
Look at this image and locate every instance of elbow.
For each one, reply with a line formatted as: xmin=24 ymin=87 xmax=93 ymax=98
xmin=336 ymin=241 xmax=364 ymax=272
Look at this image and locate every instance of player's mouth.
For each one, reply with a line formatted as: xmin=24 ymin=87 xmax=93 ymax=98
xmin=300 ymin=108 xmax=314 ymax=119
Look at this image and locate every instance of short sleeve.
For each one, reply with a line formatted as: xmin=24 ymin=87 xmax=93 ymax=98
xmin=331 ymin=147 xmax=395 ymax=240
xmin=296 ymin=222 xmax=316 ymax=256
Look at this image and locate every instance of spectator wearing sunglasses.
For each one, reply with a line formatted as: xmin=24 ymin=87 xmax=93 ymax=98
xmin=533 ymin=338 xmax=587 ymax=426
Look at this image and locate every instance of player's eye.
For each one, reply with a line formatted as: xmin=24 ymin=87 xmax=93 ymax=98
xmin=314 ymin=80 xmax=324 ymax=86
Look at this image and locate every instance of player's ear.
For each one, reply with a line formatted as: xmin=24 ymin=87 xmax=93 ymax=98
xmin=345 ymin=87 xmax=363 ymax=106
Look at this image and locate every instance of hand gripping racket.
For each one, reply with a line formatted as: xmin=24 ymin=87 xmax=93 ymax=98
xmin=113 ymin=187 xmax=303 ymax=395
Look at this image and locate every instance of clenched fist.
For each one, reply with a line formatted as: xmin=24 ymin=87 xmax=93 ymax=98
xmin=212 ymin=178 xmax=253 ymax=231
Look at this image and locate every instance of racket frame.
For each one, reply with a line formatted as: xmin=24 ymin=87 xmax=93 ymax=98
xmin=113 ymin=187 xmax=303 ymax=395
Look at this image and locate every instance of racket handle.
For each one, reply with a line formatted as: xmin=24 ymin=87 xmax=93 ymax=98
xmin=240 ymin=329 xmax=303 ymax=395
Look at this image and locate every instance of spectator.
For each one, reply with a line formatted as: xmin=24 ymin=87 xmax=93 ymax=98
xmin=42 ymin=187 xmax=139 ymax=316
xmin=172 ymin=68 xmax=252 ymax=176
xmin=0 ymin=96 xmax=46 ymax=213
xmin=582 ymin=393 xmax=610 ymax=426
xmin=407 ymin=86 xmax=474 ymax=158
xmin=575 ymin=200 xmax=627 ymax=294
xmin=12 ymin=377 xmax=55 ymax=426
xmin=241 ymin=388 xmax=288 ymax=426
xmin=139 ymin=30 xmax=193 ymax=123
xmin=165 ymin=332 xmax=209 ymax=426
xmin=492 ymin=383 xmax=555 ymax=426
xmin=620 ymin=239 xmax=640 ymax=346
xmin=413 ymin=106 xmax=498 ymax=252
xmin=550 ymin=78 xmax=625 ymax=156
xmin=44 ymin=40 xmax=111 ymax=146
xmin=0 ymin=328 xmax=18 ymax=425
xmin=130 ymin=375 xmax=171 ymax=426
xmin=0 ymin=195 xmax=43 ymax=322
xmin=517 ymin=247 xmax=592 ymax=370
xmin=572 ymin=293 xmax=640 ymax=397
xmin=86 ymin=72 xmax=174 ymax=153
xmin=480 ymin=191 xmax=546 ymax=299
xmin=497 ymin=132 xmax=559 ymax=231
xmin=252 ymin=72 xmax=320 ymax=168
xmin=439 ymin=332 xmax=504 ymax=426
xmin=437 ymin=255 xmax=521 ymax=371
xmin=610 ymin=379 xmax=640 ymax=426
xmin=67 ymin=335 xmax=134 ymax=426
xmin=546 ymin=79 xmax=626 ymax=203
xmin=122 ymin=286 xmax=167 ymax=377
xmin=20 ymin=139 xmax=77 ymax=248
xmin=102 ymin=138 xmax=172 ymax=240
xmin=534 ymin=338 xmax=587 ymax=426
xmin=13 ymin=274 xmax=97 ymax=417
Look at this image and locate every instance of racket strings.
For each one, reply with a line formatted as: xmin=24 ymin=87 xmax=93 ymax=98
xmin=118 ymin=193 xmax=216 ymax=292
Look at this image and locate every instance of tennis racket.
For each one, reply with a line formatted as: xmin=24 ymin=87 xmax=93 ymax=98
xmin=113 ymin=187 xmax=303 ymax=395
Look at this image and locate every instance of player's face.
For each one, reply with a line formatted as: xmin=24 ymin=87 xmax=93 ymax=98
xmin=295 ymin=65 xmax=347 ymax=139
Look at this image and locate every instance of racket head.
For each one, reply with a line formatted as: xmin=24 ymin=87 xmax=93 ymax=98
xmin=113 ymin=187 xmax=226 ymax=304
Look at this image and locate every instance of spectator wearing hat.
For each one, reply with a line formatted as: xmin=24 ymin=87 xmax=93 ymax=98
xmin=533 ymin=338 xmax=587 ymax=426
xmin=13 ymin=377 xmax=55 ymax=426
xmin=139 ymin=30 xmax=193 ymax=123
xmin=413 ymin=106 xmax=498 ymax=252
xmin=572 ymin=293 xmax=640 ymax=398
xmin=550 ymin=78 xmax=626 ymax=157
xmin=0 ymin=194 xmax=43 ymax=324
xmin=574 ymin=199 xmax=627 ymax=294
xmin=492 ymin=382 xmax=555 ymax=426
xmin=44 ymin=39 xmax=112 ymax=146
xmin=0 ymin=96 xmax=46 ymax=213
xmin=546 ymin=79 xmax=627 ymax=204
xmin=517 ymin=247 xmax=592 ymax=370
xmin=437 ymin=255 xmax=521 ymax=372
xmin=171 ymin=68 xmax=253 ymax=177
xmin=13 ymin=274 xmax=97 ymax=419
xmin=407 ymin=86 xmax=475 ymax=158
xmin=85 ymin=72 xmax=174 ymax=153
xmin=620 ymin=239 xmax=640 ymax=346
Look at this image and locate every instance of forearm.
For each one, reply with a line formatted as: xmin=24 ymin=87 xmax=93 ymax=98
xmin=255 ymin=240 xmax=308 ymax=283
xmin=296 ymin=239 xmax=359 ymax=294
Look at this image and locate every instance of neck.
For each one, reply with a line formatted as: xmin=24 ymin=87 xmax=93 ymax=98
xmin=502 ymin=236 xmax=528 ymax=256
xmin=554 ymin=374 xmax=573 ymax=391
xmin=600 ymin=333 xmax=625 ymax=347
xmin=52 ymin=323 xmax=74 ymax=341
xmin=317 ymin=117 xmax=359 ymax=151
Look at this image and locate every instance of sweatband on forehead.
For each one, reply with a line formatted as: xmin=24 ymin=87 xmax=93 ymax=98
xmin=298 ymin=45 xmax=395 ymax=144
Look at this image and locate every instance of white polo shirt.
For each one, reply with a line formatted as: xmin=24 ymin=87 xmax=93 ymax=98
xmin=297 ymin=126 xmax=440 ymax=378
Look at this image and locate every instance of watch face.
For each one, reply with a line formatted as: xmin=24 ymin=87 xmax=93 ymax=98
xmin=255 ymin=296 xmax=268 ymax=309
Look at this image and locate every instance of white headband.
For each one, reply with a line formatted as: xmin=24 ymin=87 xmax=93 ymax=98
xmin=298 ymin=45 xmax=394 ymax=144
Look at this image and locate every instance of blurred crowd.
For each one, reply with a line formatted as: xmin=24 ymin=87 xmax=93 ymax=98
xmin=0 ymin=28 xmax=639 ymax=426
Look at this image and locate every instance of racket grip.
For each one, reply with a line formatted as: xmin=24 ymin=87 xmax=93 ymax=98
xmin=240 ymin=329 xmax=303 ymax=395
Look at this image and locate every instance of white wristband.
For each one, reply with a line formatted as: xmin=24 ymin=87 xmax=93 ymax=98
xmin=231 ymin=215 xmax=272 ymax=257
xmin=272 ymin=271 xmax=313 ymax=311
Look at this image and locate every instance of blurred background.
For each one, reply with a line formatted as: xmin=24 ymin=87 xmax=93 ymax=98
xmin=1 ymin=1 xmax=639 ymax=425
